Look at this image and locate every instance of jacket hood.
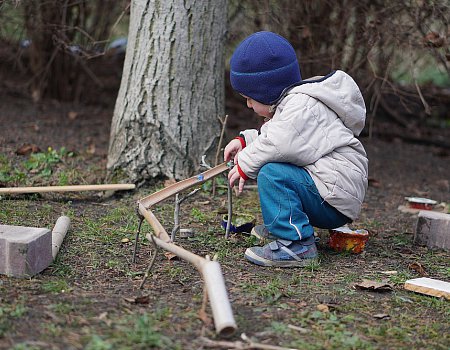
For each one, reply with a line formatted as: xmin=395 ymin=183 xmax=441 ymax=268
xmin=284 ymin=70 xmax=366 ymax=136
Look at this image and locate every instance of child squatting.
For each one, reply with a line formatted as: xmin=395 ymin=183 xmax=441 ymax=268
xmin=224 ymin=31 xmax=368 ymax=267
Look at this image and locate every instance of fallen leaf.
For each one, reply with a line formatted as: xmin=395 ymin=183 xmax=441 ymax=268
xmin=68 ymin=111 xmax=78 ymax=120
xmin=198 ymin=307 xmax=212 ymax=327
xmin=423 ymin=31 xmax=445 ymax=48
xmin=123 ymin=295 xmax=150 ymax=304
xmin=16 ymin=144 xmax=41 ymax=156
xmin=316 ymin=304 xmax=330 ymax=312
xmin=121 ymin=238 xmax=130 ymax=243
xmin=354 ymin=279 xmax=393 ymax=292
xmin=31 ymin=89 xmax=40 ymax=103
xmin=164 ymin=252 xmax=178 ymax=260
xmin=97 ymin=312 xmax=112 ymax=326
xmin=373 ymin=313 xmax=390 ymax=319
xmin=368 ymin=177 xmax=381 ymax=188
xmin=86 ymin=143 xmax=96 ymax=154
xmin=286 ymin=301 xmax=307 ymax=308
xmin=98 ymin=312 xmax=108 ymax=320
xmin=287 ymin=324 xmax=308 ymax=334
xmin=408 ymin=262 xmax=428 ymax=276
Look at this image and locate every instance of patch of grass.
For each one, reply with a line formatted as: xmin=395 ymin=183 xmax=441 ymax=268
xmin=201 ymin=176 xmax=228 ymax=195
xmin=241 ymin=276 xmax=289 ymax=304
xmin=339 ymin=271 xmax=361 ymax=284
xmin=85 ymin=335 xmax=113 ymax=350
xmin=24 ymin=147 xmax=73 ymax=179
xmin=190 ymin=207 xmax=209 ymax=223
xmin=48 ymin=302 xmax=74 ymax=315
xmin=391 ymin=233 xmax=411 ymax=247
xmin=42 ymin=323 xmax=63 ymax=337
xmin=0 ymin=153 xmax=26 ymax=184
xmin=388 ymin=271 xmax=413 ymax=286
xmin=0 ymin=300 xmax=28 ymax=337
xmin=85 ymin=310 xmax=180 ymax=349
xmin=289 ymin=311 xmax=373 ymax=350
xmin=164 ymin=264 xmax=191 ymax=283
xmin=41 ymin=279 xmax=70 ymax=294
xmin=50 ymin=256 xmax=74 ymax=277
xmin=10 ymin=345 xmax=41 ymax=350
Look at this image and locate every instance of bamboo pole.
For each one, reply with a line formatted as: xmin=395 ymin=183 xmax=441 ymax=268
xmin=0 ymin=184 xmax=135 ymax=194
xmin=137 ymin=162 xmax=236 ymax=336
xmin=144 ymin=229 xmax=237 ymax=336
xmin=52 ymin=216 xmax=71 ymax=259
xmin=140 ymin=162 xmax=228 ymax=208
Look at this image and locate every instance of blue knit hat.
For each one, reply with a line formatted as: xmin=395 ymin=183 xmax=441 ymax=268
xmin=230 ymin=31 xmax=302 ymax=105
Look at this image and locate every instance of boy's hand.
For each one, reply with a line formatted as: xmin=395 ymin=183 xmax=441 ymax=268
xmin=224 ymin=139 xmax=243 ymax=163
xmin=228 ymin=165 xmax=246 ymax=194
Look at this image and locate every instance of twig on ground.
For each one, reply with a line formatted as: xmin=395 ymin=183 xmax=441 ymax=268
xmin=171 ymin=189 xmax=200 ymax=241
xmin=201 ymin=155 xmax=212 ymax=170
xmin=212 ymin=115 xmax=228 ymax=196
xmin=133 ymin=214 xmax=144 ymax=263
xmin=200 ymin=333 xmax=299 ymax=349
xmin=139 ymin=235 xmax=159 ymax=289
xmin=198 ymin=282 xmax=213 ymax=327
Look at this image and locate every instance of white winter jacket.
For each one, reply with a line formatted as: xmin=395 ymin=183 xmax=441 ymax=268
xmin=237 ymin=70 xmax=368 ymax=220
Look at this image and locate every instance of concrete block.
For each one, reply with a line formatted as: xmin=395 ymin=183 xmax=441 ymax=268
xmin=0 ymin=224 xmax=52 ymax=277
xmin=414 ymin=211 xmax=450 ymax=251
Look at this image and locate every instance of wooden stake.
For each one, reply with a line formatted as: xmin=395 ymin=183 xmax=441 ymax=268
xmin=404 ymin=277 xmax=450 ymax=299
xmin=0 ymin=184 xmax=135 ymax=194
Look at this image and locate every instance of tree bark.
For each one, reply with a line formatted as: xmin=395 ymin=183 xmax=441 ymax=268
xmin=107 ymin=0 xmax=227 ymax=182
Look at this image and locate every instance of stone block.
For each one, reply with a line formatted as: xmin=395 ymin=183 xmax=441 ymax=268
xmin=0 ymin=224 xmax=52 ymax=277
xmin=414 ymin=211 xmax=450 ymax=251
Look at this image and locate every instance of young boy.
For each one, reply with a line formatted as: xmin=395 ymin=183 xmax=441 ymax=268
xmin=224 ymin=31 xmax=368 ymax=267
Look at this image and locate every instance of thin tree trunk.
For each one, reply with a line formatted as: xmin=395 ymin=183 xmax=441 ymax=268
xmin=107 ymin=0 xmax=227 ymax=182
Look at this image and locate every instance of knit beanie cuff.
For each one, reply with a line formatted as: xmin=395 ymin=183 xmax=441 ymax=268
xmin=231 ymin=60 xmax=301 ymax=105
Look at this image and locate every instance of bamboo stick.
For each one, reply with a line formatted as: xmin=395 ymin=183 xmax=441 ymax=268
xmin=148 ymin=232 xmax=237 ymax=335
xmin=137 ymin=162 xmax=237 ymax=336
xmin=139 ymin=162 xmax=229 ymax=208
xmin=52 ymin=216 xmax=71 ymax=259
xmin=0 ymin=184 xmax=135 ymax=194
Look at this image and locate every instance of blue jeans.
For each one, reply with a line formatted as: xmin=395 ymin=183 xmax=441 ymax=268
xmin=257 ymin=163 xmax=350 ymax=241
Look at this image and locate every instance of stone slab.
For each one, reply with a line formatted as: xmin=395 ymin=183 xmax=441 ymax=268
xmin=414 ymin=211 xmax=450 ymax=251
xmin=0 ymin=224 xmax=52 ymax=277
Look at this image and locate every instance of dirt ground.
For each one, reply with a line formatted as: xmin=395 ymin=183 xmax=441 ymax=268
xmin=0 ymin=80 xmax=449 ymax=349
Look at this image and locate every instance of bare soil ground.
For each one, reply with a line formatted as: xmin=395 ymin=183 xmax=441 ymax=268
xmin=0 ymin=82 xmax=449 ymax=349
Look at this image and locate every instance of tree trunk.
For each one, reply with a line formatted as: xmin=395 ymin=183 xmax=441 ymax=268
xmin=107 ymin=0 xmax=227 ymax=183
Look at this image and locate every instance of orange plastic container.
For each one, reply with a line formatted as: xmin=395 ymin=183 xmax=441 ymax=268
xmin=404 ymin=197 xmax=437 ymax=211
xmin=328 ymin=226 xmax=369 ymax=253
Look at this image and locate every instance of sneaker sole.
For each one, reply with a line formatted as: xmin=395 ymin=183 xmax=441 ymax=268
xmin=244 ymin=248 xmax=318 ymax=267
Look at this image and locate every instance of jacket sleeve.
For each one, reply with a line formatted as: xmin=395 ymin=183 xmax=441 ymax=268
xmin=237 ymin=96 xmax=341 ymax=179
xmin=240 ymin=129 xmax=259 ymax=145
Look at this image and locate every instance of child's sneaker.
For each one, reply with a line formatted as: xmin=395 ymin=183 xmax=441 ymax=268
xmin=250 ymin=225 xmax=277 ymax=241
xmin=244 ymin=237 xmax=318 ymax=267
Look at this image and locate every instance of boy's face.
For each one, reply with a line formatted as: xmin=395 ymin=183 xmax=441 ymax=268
xmin=242 ymin=95 xmax=272 ymax=118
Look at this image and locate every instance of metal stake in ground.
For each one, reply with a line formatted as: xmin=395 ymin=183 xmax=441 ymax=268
xmin=225 ymin=160 xmax=234 ymax=239
xmin=171 ymin=189 xmax=200 ymax=242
